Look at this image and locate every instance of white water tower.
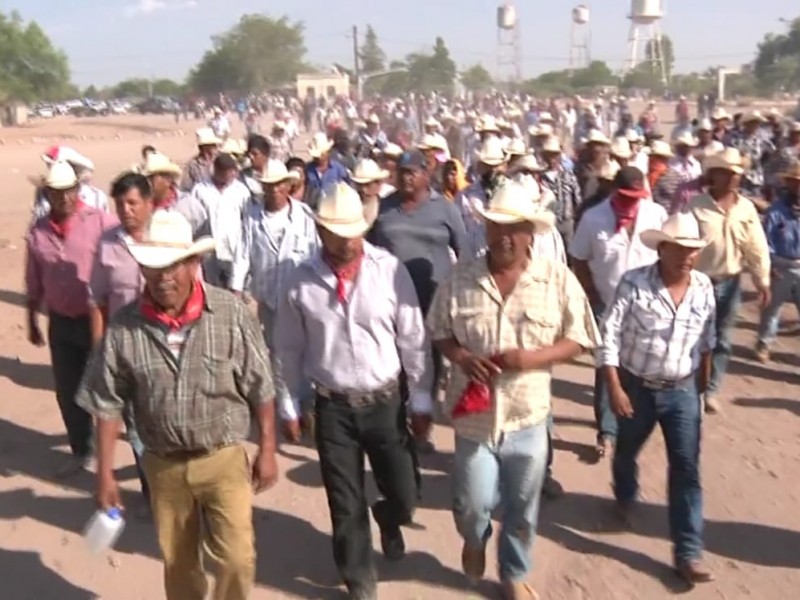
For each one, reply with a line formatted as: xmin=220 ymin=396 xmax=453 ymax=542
xmin=624 ymin=0 xmax=668 ymax=85
xmin=569 ymin=5 xmax=591 ymax=70
xmin=497 ymin=3 xmax=522 ymax=84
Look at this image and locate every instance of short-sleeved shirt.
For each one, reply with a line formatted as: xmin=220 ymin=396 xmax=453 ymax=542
xmin=76 ymin=286 xmax=275 ymax=454
xmin=427 ymin=256 xmax=599 ymax=444
xmin=370 ymin=191 xmax=467 ymax=314
xmin=88 ymin=225 xmax=142 ymax=317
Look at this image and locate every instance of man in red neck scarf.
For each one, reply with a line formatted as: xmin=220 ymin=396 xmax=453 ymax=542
xmin=77 ymin=210 xmax=279 ymax=600
xmin=144 ymin=151 xmax=208 ymax=237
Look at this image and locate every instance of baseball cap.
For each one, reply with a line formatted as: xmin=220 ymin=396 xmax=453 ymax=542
xmin=399 ymin=150 xmax=427 ymax=171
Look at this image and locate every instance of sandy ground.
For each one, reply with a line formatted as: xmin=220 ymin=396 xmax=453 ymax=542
xmin=0 ymin=108 xmax=798 ymax=600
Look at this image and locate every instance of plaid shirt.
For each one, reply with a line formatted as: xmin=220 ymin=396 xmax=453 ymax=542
xmin=726 ymin=131 xmax=775 ymax=193
xmin=180 ymin=155 xmax=212 ymax=192
xmin=540 ymin=167 xmax=581 ymax=235
xmin=599 ymin=264 xmax=716 ymax=380
xmin=76 ymin=286 xmax=275 ymax=454
xmin=427 ymin=256 xmax=599 ymax=444
xmin=230 ymin=199 xmax=319 ymax=309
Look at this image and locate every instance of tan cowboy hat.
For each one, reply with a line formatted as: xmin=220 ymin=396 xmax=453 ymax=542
xmin=703 ymin=147 xmax=744 ymax=175
xmin=598 ymin=159 xmax=621 ymax=181
xmin=477 ymin=136 xmax=507 ymax=166
xmin=126 ymin=210 xmax=216 ymax=270
xmin=45 ymin=161 xmax=78 ymax=190
xmin=673 ymin=131 xmax=698 ymax=147
xmin=367 ymin=113 xmax=381 ymax=125
xmin=259 ymin=159 xmax=300 ymax=184
xmin=424 ymin=116 xmax=441 ymax=129
xmin=308 ymin=133 xmax=334 ymax=158
xmin=649 ymin=140 xmax=674 ymax=158
xmin=477 ymin=115 xmax=501 ymax=134
xmin=624 ymin=129 xmax=643 ymax=143
xmin=610 ymin=136 xmax=632 ymax=159
xmin=417 ymin=133 xmax=448 ymax=152
xmin=142 ymin=152 xmax=182 ymax=177
xmin=377 ymin=142 xmax=404 ymax=158
xmin=505 ymin=138 xmax=527 ymax=157
xmin=474 ymin=180 xmax=554 ymax=232
xmin=351 ymin=158 xmax=390 ymax=184
xmin=272 ymin=120 xmax=287 ymax=130
xmin=640 ymin=212 xmax=707 ymax=251
xmin=509 ymin=154 xmax=544 ymax=174
xmin=742 ymin=110 xmax=765 ymax=124
xmin=538 ymin=111 xmax=555 ymax=124
xmin=586 ymin=129 xmax=611 ymax=145
xmin=221 ymin=138 xmax=244 ymax=156
xmin=711 ymin=107 xmax=731 ymax=121
xmin=541 ymin=135 xmax=562 ymax=154
xmin=195 ymin=127 xmax=221 ymax=147
xmin=697 ymin=118 xmax=713 ymax=132
xmin=780 ymin=161 xmax=800 ymax=181
xmin=696 ymin=141 xmax=724 ymax=159
xmin=314 ymin=182 xmax=372 ymax=238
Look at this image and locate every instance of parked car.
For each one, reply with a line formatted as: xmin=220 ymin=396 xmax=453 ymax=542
xmin=36 ymin=104 xmax=55 ymax=119
xmin=109 ymin=101 xmax=128 ymax=115
xmin=136 ymin=97 xmax=180 ymax=115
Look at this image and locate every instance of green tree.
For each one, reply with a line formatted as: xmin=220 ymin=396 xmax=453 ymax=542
xmin=460 ymin=64 xmax=493 ymax=92
xmin=152 ymin=79 xmax=185 ymax=97
xmin=111 ymin=78 xmax=150 ymax=98
xmin=405 ymin=37 xmax=457 ymax=93
xmin=0 ymin=11 xmax=72 ymax=102
xmin=644 ymin=35 xmax=674 ymax=80
xmin=83 ymin=85 xmax=99 ymax=98
xmin=754 ymin=19 xmax=800 ymax=92
xmin=571 ymin=60 xmax=618 ymax=89
xmin=379 ymin=60 xmax=410 ymax=96
xmin=188 ymin=14 xmax=307 ymax=94
xmin=359 ymin=25 xmax=385 ymax=74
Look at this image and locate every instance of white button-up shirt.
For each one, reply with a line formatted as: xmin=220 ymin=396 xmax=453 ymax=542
xmin=275 ymin=242 xmax=433 ymax=420
xmin=668 ymin=155 xmax=702 ymax=183
xmin=191 ymin=180 xmax=251 ymax=262
xmin=570 ymin=198 xmax=668 ymax=307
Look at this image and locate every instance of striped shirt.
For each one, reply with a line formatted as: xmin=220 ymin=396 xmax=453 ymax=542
xmin=230 ymin=199 xmax=319 ymax=309
xmin=598 ymin=264 xmax=717 ymax=381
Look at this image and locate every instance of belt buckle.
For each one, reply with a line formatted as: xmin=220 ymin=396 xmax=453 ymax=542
xmin=643 ymin=378 xmax=670 ymax=390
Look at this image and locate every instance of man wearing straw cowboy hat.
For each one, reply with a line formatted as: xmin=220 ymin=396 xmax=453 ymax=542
xmin=575 ymin=129 xmax=611 ymax=205
xmin=275 ymin=183 xmax=433 ymax=600
xmin=304 ymin=132 xmax=349 ymax=209
xmin=180 ymin=127 xmax=221 ymax=192
xmin=725 ymin=110 xmax=775 ymax=200
xmin=231 ymin=159 xmax=319 ymax=441
xmin=350 ymin=158 xmax=390 ymax=226
xmin=34 ymin=146 xmax=109 ymax=219
xmin=687 ymin=148 xmax=770 ymax=414
xmin=428 ymin=180 xmax=598 ymax=600
xmin=26 ymin=161 xmax=117 ymax=478
xmin=600 ymin=211 xmax=717 ymax=585
xmin=77 ymin=209 xmax=279 ymax=600
xmin=539 ymin=135 xmax=581 ymax=251
xmin=754 ymin=161 xmax=800 ymax=363
xmin=142 ymin=151 xmax=207 ymax=235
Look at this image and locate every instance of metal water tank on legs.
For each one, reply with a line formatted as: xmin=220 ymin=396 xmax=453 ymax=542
xmin=572 ymin=4 xmax=590 ymax=25
xmin=497 ymin=3 xmax=518 ymax=30
xmin=630 ymin=0 xmax=663 ymax=24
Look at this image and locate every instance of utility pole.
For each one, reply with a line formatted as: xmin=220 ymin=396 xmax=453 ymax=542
xmin=352 ymin=25 xmax=361 ymax=100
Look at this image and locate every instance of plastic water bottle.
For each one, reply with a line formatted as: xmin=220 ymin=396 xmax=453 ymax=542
xmin=83 ymin=508 xmax=125 ymax=554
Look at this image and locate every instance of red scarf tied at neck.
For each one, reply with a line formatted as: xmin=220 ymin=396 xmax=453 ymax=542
xmin=610 ymin=189 xmax=647 ymax=233
xmin=48 ymin=201 xmax=86 ymax=239
xmin=140 ymin=282 xmax=205 ymax=331
xmin=323 ymin=251 xmax=364 ymax=304
xmin=155 ymin=188 xmax=178 ymax=210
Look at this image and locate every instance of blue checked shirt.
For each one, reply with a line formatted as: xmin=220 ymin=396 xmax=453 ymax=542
xmin=230 ymin=199 xmax=320 ymax=309
xmin=598 ymin=263 xmax=717 ymax=381
xmin=726 ymin=130 xmax=775 ymax=194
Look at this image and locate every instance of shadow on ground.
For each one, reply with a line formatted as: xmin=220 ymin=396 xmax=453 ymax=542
xmin=0 ymin=547 xmax=95 ymax=600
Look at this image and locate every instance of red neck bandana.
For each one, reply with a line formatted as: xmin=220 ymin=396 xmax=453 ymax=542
xmin=48 ymin=201 xmax=86 ymax=238
xmin=323 ymin=251 xmax=364 ymax=304
xmin=609 ymin=192 xmax=642 ymax=233
xmin=140 ymin=282 xmax=205 ymax=331
xmin=155 ymin=189 xmax=178 ymax=210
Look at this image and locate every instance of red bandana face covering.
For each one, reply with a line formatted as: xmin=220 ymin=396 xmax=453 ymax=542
xmin=322 ymin=251 xmax=364 ymax=304
xmin=48 ymin=201 xmax=86 ymax=238
xmin=140 ymin=282 xmax=205 ymax=331
xmin=610 ymin=190 xmax=647 ymax=232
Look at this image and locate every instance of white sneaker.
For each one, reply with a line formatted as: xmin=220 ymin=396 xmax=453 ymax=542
xmin=704 ymin=393 xmax=722 ymax=415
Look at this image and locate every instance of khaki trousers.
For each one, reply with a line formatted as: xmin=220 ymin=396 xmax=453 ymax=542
xmin=143 ymin=444 xmax=255 ymax=600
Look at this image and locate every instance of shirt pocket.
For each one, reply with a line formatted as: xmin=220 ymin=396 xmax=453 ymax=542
xmin=452 ymin=307 xmax=493 ymax=351
xmin=519 ymin=308 xmax=559 ymax=349
xmin=202 ymin=356 xmax=235 ymax=399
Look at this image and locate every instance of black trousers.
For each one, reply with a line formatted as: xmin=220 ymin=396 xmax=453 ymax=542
xmin=48 ymin=313 xmax=93 ymax=458
xmin=315 ymin=387 xmax=417 ymax=588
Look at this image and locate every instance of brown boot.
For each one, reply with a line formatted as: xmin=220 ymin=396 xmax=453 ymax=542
xmin=500 ymin=580 xmax=540 ymax=600
xmin=676 ymin=560 xmax=714 ymax=584
xmin=461 ymin=542 xmax=486 ymax=584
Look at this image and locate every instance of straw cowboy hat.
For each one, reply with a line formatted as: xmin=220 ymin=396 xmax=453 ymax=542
xmin=711 ymin=107 xmax=731 ymax=121
xmin=477 ymin=136 xmax=507 ymax=166
xmin=696 ymin=141 xmax=724 ymax=159
xmin=541 ymin=136 xmax=562 ymax=154
xmin=697 ymin=118 xmax=713 ymax=132
xmin=780 ymin=161 xmax=800 ymax=181
xmin=509 ymin=154 xmax=544 ymax=174
xmin=417 ymin=133 xmax=448 ymax=152
xmin=126 ymin=209 xmax=216 ymax=270
xmin=586 ymin=129 xmax=611 ymax=145
xmin=610 ymin=136 xmax=632 ymax=159
xmin=272 ymin=120 xmax=287 ymax=131
xmin=367 ymin=113 xmax=381 ymax=125
xmin=640 ymin=211 xmax=707 ymax=251
xmin=350 ymin=158 xmax=390 ymax=184
xmin=259 ymin=159 xmax=300 ymax=184
xmin=742 ymin=110 xmax=765 ymax=124
xmin=538 ymin=111 xmax=555 ymax=124
xmin=308 ymin=133 xmax=334 ymax=158
xmin=142 ymin=152 xmax=182 ymax=177
xmin=625 ymin=129 xmax=644 ymax=143
xmin=598 ymin=159 xmax=621 ymax=181
xmin=377 ymin=142 xmax=404 ymax=158
xmin=313 ymin=182 xmax=372 ymax=238
xmin=42 ymin=146 xmax=94 ymax=171
xmin=649 ymin=139 xmax=674 ymax=158
xmin=45 ymin=161 xmax=79 ymax=190
xmin=474 ymin=180 xmax=554 ymax=233
xmin=477 ymin=115 xmax=501 ymax=134
xmin=673 ymin=131 xmax=698 ymax=147
xmin=703 ymin=147 xmax=744 ymax=174
xmin=529 ymin=123 xmax=554 ymax=138
xmin=221 ymin=138 xmax=245 ymax=156
xmin=505 ymin=138 xmax=527 ymax=157
xmin=790 ymin=121 xmax=800 ymax=134
xmin=196 ymin=127 xmax=221 ymax=147
xmin=424 ymin=116 xmax=441 ymax=129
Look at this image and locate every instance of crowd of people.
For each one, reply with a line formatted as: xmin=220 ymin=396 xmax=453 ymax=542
xmin=22 ymin=93 xmax=800 ymax=600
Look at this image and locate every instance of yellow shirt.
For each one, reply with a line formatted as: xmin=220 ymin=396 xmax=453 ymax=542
xmin=426 ymin=256 xmax=599 ymax=444
xmin=687 ymin=193 xmax=771 ymax=288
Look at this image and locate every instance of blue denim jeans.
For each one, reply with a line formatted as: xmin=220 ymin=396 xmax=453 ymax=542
xmin=453 ymin=422 xmax=548 ymax=582
xmin=612 ymin=370 xmax=703 ymax=565
xmin=708 ymin=275 xmax=742 ymax=394
xmin=758 ymin=263 xmax=800 ymax=346
xmin=592 ymin=302 xmax=618 ymax=440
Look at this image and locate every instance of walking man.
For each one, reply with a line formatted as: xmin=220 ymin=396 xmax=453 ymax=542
xmin=180 ymin=127 xmax=221 ymax=192
xmin=275 ymin=183 xmax=433 ymax=600
xmin=600 ymin=211 xmax=716 ymax=584
xmin=77 ymin=210 xmax=279 ymax=600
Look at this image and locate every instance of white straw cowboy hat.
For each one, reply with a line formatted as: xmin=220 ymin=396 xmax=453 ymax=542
xmin=477 ymin=115 xmax=501 ymax=134
xmin=586 ymin=129 xmax=611 ymax=145
xmin=424 ymin=116 xmax=441 ymax=129
xmin=625 ymin=129 xmax=643 ymax=143
xmin=703 ymin=147 xmax=744 ymax=175
xmin=538 ymin=111 xmax=555 ymax=124
xmin=477 ymin=136 xmax=507 ymax=166
xmin=673 ymin=131 xmax=698 ymax=147
xmin=417 ymin=133 xmax=448 ymax=152
xmin=142 ymin=152 xmax=182 ymax=177
xmin=649 ymin=139 xmax=674 ymax=158
xmin=509 ymin=153 xmax=544 ymax=174
xmin=42 ymin=146 xmax=95 ymax=171
xmin=696 ymin=140 xmax=724 ymax=159
xmin=378 ymin=142 xmax=404 ymax=158
xmin=598 ymin=159 xmax=621 ymax=181
xmin=351 ymin=159 xmax=390 ymax=184
xmin=308 ymin=133 xmax=334 ymax=158
xmin=640 ymin=211 xmax=707 ymax=251
xmin=272 ymin=120 xmax=287 ymax=130
xmin=221 ymin=138 xmax=245 ymax=156
xmin=541 ymin=135 xmax=562 ymax=154
xmin=474 ymin=180 xmax=554 ymax=233
xmin=505 ymin=138 xmax=527 ymax=157
xmin=610 ymin=136 xmax=632 ymax=159
xmin=697 ymin=118 xmax=713 ymax=132
xmin=742 ymin=110 xmax=765 ymax=124
xmin=195 ymin=127 xmax=221 ymax=147
xmin=314 ymin=182 xmax=372 ymax=238
xmin=367 ymin=113 xmax=381 ymax=125
xmin=259 ymin=159 xmax=300 ymax=184
xmin=45 ymin=161 xmax=79 ymax=190
xmin=529 ymin=123 xmax=554 ymax=138
xmin=711 ymin=107 xmax=731 ymax=121
xmin=126 ymin=209 xmax=216 ymax=270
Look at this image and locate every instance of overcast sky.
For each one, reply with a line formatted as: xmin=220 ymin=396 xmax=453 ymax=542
xmin=6 ymin=0 xmax=795 ymax=87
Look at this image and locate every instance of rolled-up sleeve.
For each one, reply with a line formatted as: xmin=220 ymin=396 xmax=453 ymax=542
xmin=233 ymin=302 xmax=275 ymax=410
xmin=393 ymin=261 xmax=433 ymax=413
xmin=274 ymin=276 xmax=306 ymax=420
xmin=88 ymin=246 xmax=110 ymax=308
xmin=598 ymin=276 xmax=635 ymax=368
xmin=561 ymin=268 xmax=600 ymax=349
xmin=75 ymin=329 xmax=130 ymax=420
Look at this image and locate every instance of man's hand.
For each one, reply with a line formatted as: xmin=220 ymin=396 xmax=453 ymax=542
xmin=281 ymin=419 xmax=302 ymax=444
xmin=96 ymin=473 xmax=123 ymax=511
xmin=457 ymin=352 xmax=502 ymax=383
xmin=756 ymin=283 xmax=772 ymax=309
xmin=492 ymin=349 xmax=535 ymax=371
xmin=410 ymin=413 xmax=433 ymax=441
xmin=609 ymin=384 xmax=634 ymax=418
xmin=28 ymin=322 xmax=45 ymax=347
xmin=251 ymin=450 xmax=279 ymax=493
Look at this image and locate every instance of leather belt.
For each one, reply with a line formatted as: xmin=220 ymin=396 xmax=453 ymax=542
xmin=640 ymin=373 xmax=695 ymax=391
xmin=314 ymin=381 xmax=399 ymax=407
